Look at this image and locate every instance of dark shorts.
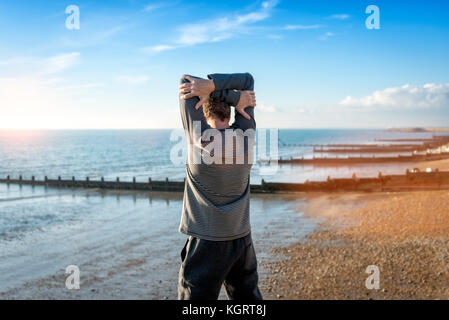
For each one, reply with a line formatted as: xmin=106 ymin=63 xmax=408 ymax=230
xmin=178 ymin=233 xmax=263 ymax=300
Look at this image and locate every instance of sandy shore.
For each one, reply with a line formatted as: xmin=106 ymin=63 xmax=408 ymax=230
xmin=264 ymin=189 xmax=449 ymax=299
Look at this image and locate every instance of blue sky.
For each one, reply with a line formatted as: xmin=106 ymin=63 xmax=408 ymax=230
xmin=0 ymin=0 xmax=448 ymax=129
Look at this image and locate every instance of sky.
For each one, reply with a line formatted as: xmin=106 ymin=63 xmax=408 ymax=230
xmin=0 ymin=0 xmax=448 ymax=129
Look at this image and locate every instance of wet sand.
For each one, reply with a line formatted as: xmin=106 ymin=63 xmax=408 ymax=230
xmin=264 ymin=190 xmax=449 ymax=299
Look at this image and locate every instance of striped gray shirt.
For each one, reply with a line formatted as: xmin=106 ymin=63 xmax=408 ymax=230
xmin=179 ymin=73 xmax=256 ymax=241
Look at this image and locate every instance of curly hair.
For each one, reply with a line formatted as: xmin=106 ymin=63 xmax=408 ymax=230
xmin=202 ymin=97 xmax=231 ymax=122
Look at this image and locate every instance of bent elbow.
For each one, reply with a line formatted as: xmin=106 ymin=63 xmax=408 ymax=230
xmin=180 ymin=74 xmax=190 ymax=85
xmin=246 ymin=73 xmax=255 ymax=90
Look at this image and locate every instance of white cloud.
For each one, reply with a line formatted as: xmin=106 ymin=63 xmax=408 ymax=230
xmin=141 ymin=45 xmax=176 ymax=53
xmin=339 ymin=83 xmax=449 ymax=109
xmin=115 ymin=75 xmax=150 ymax=84
xmin=93 ymin=26 xmax=126 ymax=41
xmin=267 ymin=34 xmax=283 ymax=40
xmin=42 ymin=52 xmax=80 ymax=75
xmin=320 ymin=32 xmax=334 ymax=40
xmin=143 ymin=1 xmax=179 ymax=12
xmin=146 ymin=0 xmax=279 ymax=52
xmin=143 ymin=3 xmax=165 ymax=12
xmin=258 ymin=102 xmax=279 ymax=113
xmin=61 ymin=24 xmax=128 ymax=48
xmin=330 ymin=14 xmax=350 ymax=20
xmin=283 ymin=24 xmax=322 ymax=30
xmin=0 ymin=52 xmax=80 ymax=77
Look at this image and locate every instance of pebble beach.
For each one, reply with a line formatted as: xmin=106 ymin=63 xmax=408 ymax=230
xmin=264 ymin=186 xmax=449 ymax=299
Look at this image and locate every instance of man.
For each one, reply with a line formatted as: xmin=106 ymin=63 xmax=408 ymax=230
xmin=177 ymin=73 xmax=262 ymax=300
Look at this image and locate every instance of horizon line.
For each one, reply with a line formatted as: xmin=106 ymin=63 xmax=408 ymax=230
xmin=0 ymin=127 xmax=395 ymax=131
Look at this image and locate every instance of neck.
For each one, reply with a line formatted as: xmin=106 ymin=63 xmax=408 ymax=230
xmin=207 ymin=118 xmax=230 ymax=129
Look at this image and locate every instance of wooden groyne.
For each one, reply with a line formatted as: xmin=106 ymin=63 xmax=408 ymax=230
xmin=276 ymin=153 xmax=449 ymax=166
xmin=2 ymin=171 xmax=449 ymax=193
xmin=280 ymin=136 xmax=449 ymax=161
xmin=313 ymin=146 xmax=425 ymax=154
xmin=375 ymin=137 xmax=448 ymax=143
xmin=260 ymin=171 xmax=449 ymax=193
xmin=313 ymin=144 xmax=420 ymax=148
xmin=313 ymin=138 xmax=449 ymax=155
xmin=387 ymin=128 xmax=449 ymax=133
xmin=0 ymin=176 xmax=186 ymax=192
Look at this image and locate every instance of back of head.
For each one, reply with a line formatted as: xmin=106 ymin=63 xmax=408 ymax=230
xmin=203 ymin=98 xmax=231 ymax=122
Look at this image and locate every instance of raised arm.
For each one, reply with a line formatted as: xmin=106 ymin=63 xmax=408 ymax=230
xmin=209 ymin=89 xmax=241 ymax=107
xmin=180 ymin=73 xmax=256 ymax=131
xmin=207 ymin=73 xmax=256 ymax=130
xmin=207 ymin=73 xmax=254 ymax=91
xmin=179 ymin=76 xmax=210 ymax=140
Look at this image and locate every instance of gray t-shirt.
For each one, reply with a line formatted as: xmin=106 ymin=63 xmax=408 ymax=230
xmin=179 ymin=73 xmax=256 ymax=241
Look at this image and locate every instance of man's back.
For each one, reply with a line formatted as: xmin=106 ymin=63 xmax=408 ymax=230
xmin=178 ymin=73 xmax=256 ymax=241
xmin=188 ymin=162 xmax=251 ymax=205
xmin=177 ymin=72 xmax=262 ymax=301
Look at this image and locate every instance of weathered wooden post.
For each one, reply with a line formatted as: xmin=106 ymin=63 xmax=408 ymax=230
xmin=19 ymin=175 xmax=22 ymax=181
xmin=32 ymin=176 xmax=35 ymax=186
xmin=148 ymin=178 xmax=152 ymax=191
xmin=436 ymin=170 xmax=441 ymax=190
xmin=133 ymin=177 xmax=136 ymax=189
xmin=378 ymin=172 xmax=383 ymax=192
xmin=7 ymin=175 xmax=10 ymax=182
xmin=352 ymin=173 xmax=358 ymax=191
xmin=327 ymin=175 xmax=334 ymax=191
